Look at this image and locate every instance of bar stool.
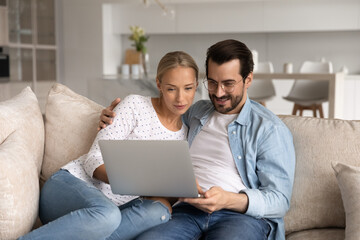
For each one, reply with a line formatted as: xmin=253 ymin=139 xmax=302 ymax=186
xmin=248 ymin=62 xmax=275 ymax=107
xmin=283 ymin=61 xmax=333 ymax=118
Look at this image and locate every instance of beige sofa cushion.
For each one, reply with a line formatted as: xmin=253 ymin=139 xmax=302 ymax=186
xmin=0 ymin=87 xmax=44 ymax=239
xmin=279 ymin=116 xmax=360 ymax=234
xmin=41 ymin=83 xmax=103 ymax=182
xmin=333 ymin=162 xmax=360 ymax=240
xmin=286 ymin=228 xmax=344 ymax=240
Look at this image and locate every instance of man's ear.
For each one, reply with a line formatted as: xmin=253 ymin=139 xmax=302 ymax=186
xmin=245 ymin=72 xmax=253 ymax=89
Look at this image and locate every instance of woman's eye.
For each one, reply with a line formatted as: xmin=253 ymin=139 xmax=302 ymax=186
xmin=185 ymin=87 xmax=193 ymax=91
xmin=167 ymin=88 xmax=175 ymax=91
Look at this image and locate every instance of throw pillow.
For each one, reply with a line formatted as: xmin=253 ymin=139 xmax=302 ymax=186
xmin=0 ymin=87 xmax=44 ymax=239
xmin=41 ymin=83 xmax=103 ymax=182
xmin=332 ymin=162 xmax=360 ymax=240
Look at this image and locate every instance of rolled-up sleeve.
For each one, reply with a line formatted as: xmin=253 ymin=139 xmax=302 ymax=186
xmin=242 ymin=125 xmax=295 ymax=219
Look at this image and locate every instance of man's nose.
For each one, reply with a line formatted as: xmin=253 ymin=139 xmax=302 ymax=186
xmin=215 ymin=83 xmax=225 ymax=97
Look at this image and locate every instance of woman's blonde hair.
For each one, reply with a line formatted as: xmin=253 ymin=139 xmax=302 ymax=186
xmin=156 ymin=51 xmax=199 ymax=83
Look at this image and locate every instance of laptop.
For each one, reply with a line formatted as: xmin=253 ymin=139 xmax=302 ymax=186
xmin=98 ymin=140 xmax=199 ymax=198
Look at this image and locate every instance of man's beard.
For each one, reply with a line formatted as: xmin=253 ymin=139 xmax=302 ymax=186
xmin=209 ymin=87 xmax=245 ymax=114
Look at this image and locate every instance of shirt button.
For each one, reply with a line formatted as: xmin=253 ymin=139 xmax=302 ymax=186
xmin=161 ymin=215 xmax=166 ymax=221
xmin=238 ymin=156 xmax=242 ymax=160
xmin=232 ymin=131 xmax=236 ymax=135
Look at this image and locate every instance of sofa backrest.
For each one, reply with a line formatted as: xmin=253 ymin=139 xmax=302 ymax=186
xmin=40 ymin=84 xmax=360 ymax=235
xmin=41 ymin=83 xmax=103 ymax=183
xmin=279 ymin=115 xmax=360 ymax=234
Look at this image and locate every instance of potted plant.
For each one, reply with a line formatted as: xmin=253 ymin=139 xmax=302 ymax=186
xmin=129 ymin=25 xmax=150 ymax=77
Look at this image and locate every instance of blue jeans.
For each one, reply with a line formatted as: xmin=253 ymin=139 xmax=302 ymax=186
xmin=136 ymin=202 xmax=270 ymax=240
xmin=18 ymin=169 xmax=170 ymax=240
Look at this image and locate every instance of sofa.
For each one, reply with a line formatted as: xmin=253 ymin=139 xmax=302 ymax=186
xmin=1 ymin=83 xmax=359 ymax=240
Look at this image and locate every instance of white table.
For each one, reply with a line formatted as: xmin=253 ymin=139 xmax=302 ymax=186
xmin=253 ymin=73 xmax=345 ymax=119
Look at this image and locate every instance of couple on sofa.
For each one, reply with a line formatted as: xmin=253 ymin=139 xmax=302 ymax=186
xmin=19 ymin=39 xmax=295 ymax=240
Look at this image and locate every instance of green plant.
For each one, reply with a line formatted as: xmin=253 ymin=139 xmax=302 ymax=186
xmin=129 ymin=25 xmax=149 ymax=54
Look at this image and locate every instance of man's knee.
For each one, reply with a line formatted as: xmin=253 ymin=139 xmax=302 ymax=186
xmin=207 ymin=212 xmax=270 ymax=240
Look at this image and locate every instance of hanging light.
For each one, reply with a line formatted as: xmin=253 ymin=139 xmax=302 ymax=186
xmin=143 ymin=0 xmax=175 ymax=19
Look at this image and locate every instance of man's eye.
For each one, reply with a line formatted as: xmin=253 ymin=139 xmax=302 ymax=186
xmin=224 ymin=82 xmax=235 ymax=87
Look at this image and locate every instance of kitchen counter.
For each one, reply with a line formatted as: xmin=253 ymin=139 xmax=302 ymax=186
xmin=87 ymin=74 xmax=360 ymax=120
xmin=88 ymin=75 xmax=207 ymax=107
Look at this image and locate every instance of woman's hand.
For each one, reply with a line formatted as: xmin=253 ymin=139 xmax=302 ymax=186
xmin=97 ymin=98 xmax=121 ymax=131
xmin=93 ymin=164 xmax=109 ymax=184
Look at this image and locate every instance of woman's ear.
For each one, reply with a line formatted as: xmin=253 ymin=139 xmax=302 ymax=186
xmin=156 ymin=78 xmax=161 ymax=91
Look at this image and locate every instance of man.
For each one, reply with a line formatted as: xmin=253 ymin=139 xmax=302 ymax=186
xmin=99 ymin=39 xmax=295 ymax=240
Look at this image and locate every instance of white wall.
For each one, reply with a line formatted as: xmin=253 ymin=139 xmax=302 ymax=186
xmin=103 ymin=4 xmax=122 ymax=75
xmin=56 ymin=0 xmax=103 ymax=96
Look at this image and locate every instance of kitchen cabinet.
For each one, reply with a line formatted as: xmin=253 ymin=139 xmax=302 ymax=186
xmin=8 ymin=0 xmax=57 ymax=83
xmin=1 ymin=0 xmax=57 ymax=104
xmin=175 ymin=2 xmax=263 ymax=34
xmin=115 ymin=0 xmax=360 ymax=35
xmin=0 ymin=5 xmax=7 ymax=45
xmin=114 ymin=4 xmax=175 ymax=34
xmin=263 ymin=0 xmax=359 ymax=32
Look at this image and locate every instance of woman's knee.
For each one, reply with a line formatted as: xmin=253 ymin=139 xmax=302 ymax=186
xmin=141 ymin=199 xmax=171 ymax=223
xmin=78 ymin=203 xmax=122 ymax=238
xmin=93 ymin=202 xmax=122 ymax=229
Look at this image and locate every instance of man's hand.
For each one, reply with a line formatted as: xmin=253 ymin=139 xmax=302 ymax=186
xmin=180 ymin=186 xmax=249 ymax=214
xmin=97 ymin=98 xmax=121 ymax=131
xmin=180 ymin=186 xmax=230 ymax=213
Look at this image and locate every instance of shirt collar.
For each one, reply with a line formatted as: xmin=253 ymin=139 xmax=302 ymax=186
xmin=198 ymin=105 xmax=215 ymax=125
xmin=234 ymin=96 xmax=251 ymax=126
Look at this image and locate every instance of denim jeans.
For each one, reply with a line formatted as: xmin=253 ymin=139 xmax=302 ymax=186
xmin=18 ymin=169 xmax=170 ymax=240
xmin=136 ymin=202 xmax=270 ymax=240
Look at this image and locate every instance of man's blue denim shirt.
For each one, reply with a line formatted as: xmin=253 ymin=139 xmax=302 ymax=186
xmin=182 ymin=97 xmax=296 ymax=240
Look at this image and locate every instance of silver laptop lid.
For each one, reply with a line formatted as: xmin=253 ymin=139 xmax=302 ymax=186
xmin=99 ymin=140 xmax=198 ymax=198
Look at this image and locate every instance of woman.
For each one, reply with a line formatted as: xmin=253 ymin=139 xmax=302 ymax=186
xmin=19 ymin=51 xmax=198 ymax=240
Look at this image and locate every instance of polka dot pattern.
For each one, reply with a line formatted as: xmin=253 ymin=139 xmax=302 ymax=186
xmin=62 ymin=95 xmax=188 ymax=206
